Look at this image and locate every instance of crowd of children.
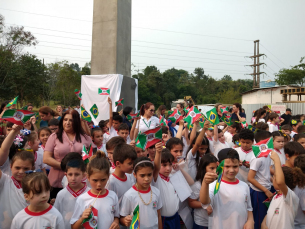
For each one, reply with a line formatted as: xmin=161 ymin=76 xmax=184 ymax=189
xmin=0 ymin=100 xmax=305 ymax=229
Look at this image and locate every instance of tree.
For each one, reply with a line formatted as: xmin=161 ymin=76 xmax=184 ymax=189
xmin=275 ymin=57 xmax=305 ymax=86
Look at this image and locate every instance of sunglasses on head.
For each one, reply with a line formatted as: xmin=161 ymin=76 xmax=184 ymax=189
xmin=149 ymin=109 xmax=155 ymax=112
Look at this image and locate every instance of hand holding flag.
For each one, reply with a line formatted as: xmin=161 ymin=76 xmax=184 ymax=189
xmin=252 ymin=137 xmax=274 ymax=158
xmin=214 ymin=160 xmax=224 ymax=195
xmin=201 ymin=106 xmax=220 ymax=125
xmin=2 ymin=109 xmax=35 ymax=125
xmin=115 ymin=98 xmax=124 ymax=107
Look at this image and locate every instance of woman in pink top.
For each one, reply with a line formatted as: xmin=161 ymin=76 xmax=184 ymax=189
xmin=43 ymin=109 xmax=92 ymax=199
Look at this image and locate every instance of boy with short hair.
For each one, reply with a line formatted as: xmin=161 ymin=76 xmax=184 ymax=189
xmin=281 ymin=124 xmax=292 ymax=136
xmin=54 ymin=158 xmax=90 ymax=229
xmin=236 ymin=129 xmax=254 ymax=184
xmin=284 ymin=141 xmax=305 ymax=167
xmin=106 ymin=143 xmax=137 ymax=204
xmin=118 ymin=123 xmax=131 ymax=144
xmin=200 ymin=149 xmax=254 ymax=229
xmin=48 ymin=118 xmax=59 ymax=133
xmin=107 ymin=97 xmax=123 ymax=142
xmin=247 ymin=130 xmax=274 ymax=229
xmin=106 ymin=136 xmax=126 ymax=174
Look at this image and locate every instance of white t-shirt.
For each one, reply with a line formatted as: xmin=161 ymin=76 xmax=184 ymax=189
xmin=294 ymin=186 xmax=305 ymax=228
xmin=105 ymin=173 xmax=134 ymax=204
xmin=271 ymin=149 xmax=286 ymax=166
xmin=206 ymin=179 xmax=252 ymax=229
xmin=11 ymin=205 xmax=65 ymax=229
xmin=120 ymin=185 xmax=162 ymax=229
xmin=268 ymin=123 xmax=279 ymax=133
xmin=266 ymin=187 xmax=299 ymax=229
xmin=152 ymin=174 xmax=179 ymax=217
xmin=258 ymin=118 xmax=266 ymax=123
xmin=249 ymin=155 xmax=271 ymax=192
xmin=54 ymin=184 xmax=90 ymax=229
xmin=186 ymin=149 xmax=198 ymax=181
xmin=190 ymin=181 xmax=209 ymax=227
xmin=214 ymin=140 xmax=230 ymax=159
xmin=34 ymin=150 xmax=47 ymax=171
xmin=0 ymin=158 xmax=11 ymax=176
xmin=136 ymin=116 xmax=159 ymax=133
xmin=38 ymin=145 xmax=50 ymax=170
xmin=235 ymin=147 xmax=254 ymax=185
xmin=0 ymin=173 xmax=28 ymax=229
xmin=206 ymin=136 xmax=214 ymax=155
xmin=103 ymin=132 xmax=110 ymax=144
xmin=224 ymin=131 xmax=234 ymax=148
xmin=95 ymin=144 xmax=108 ymax=156
xmin=70 ymin=189 xmax=119 ymax=229
xmin=291 ymin=131 xmax=297 ymax=139
xmin=182 ymin=136 xmax=190 ymax=159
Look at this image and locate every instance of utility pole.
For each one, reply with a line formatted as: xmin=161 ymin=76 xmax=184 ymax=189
xmin=246 ymin=40 xmax=266 ymax=88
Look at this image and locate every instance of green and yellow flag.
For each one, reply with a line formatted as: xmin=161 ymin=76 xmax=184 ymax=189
xmin=90 ymin=104 xmax=99 ymax=119
xmin=6 ymin=96 xmax=18 ymax=108
xmin=130 ymin=204 xmax=139 ymax=229
xmin=201 ymin=106 xmax=220 ymax=125
xmin=214 ymin=160 xmax=224 ymax=195
xmin=81 ymin=106 xmax=92 ymax=122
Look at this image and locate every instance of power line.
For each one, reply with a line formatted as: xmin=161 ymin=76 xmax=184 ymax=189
xmin=33 ymin=33 xmax=92 ymax=41
xmin=31 ymin=52 xmax=90 ymax=60
xmin=260 ymin=43 xmax=288 ymax=67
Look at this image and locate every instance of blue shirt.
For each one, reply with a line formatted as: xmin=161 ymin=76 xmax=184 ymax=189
xmin=231 ymin=112 xmax=246 ymax=121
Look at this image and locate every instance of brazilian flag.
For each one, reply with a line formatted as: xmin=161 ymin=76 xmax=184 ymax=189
xmin=90 ymin=104 xmax=99 ymax=119
xmin=201 ymin=106 xmax=220 ymax=125
xmin=221 ymin=114 xmax=232 ymax=126
xmin=6 ymin=96 xmax=18 ymax=108
xmin=214 ymin=160 xmax=224 ymax=195
xmin=81 ymin=106 xmax=92 ymax=122
xmin=130 ymin=204 xmax=139 ymax=229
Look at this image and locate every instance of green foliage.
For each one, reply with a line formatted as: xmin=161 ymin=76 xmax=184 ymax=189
xmin=133 ymin=65 xmax=253 ymax=108
xmin=275 ymin=57 xmax=305 ymax=86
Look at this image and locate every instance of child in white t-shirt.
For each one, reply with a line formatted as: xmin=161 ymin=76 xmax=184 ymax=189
xmin=200 ymin=149 xmax=254 ymax=229
xmin=54 ymin=157 xmax=90 ymax=229
xmin=261 ymin=151 xmax=302 ymax=229
xmin=70 ymin=151 xmax=120 ymax=229
xmin=235 ymin=129 xmax=254 ymax=185
xmin=188 ymin=153 xmax=218 ymax=229
xmin=106 ymin=143 xmax=138 ymax=203
xmin=205 ymin=127 xmax=214 ymax=155
xmin=186 ymin=120 xmax=211 ymax=180
xmin=120 ymin=157 xmax=163 ymax=229
xmin=38 ymin=127 xmax=52 ymax=171
xmin=106 ymin=136 xmax=126 ymax=174
xmin=290 ymin=119 xmax=302 ymax=139
xmin=107 ymin=97 xmax=124 ymax=142
xmin=91 ymin=127 xmax=107 ymax=155
xmin=268 ymin=113 xmax=279 ymax=133
xmin=271 ymin=131 xmax=286 ymax=166
xmin=11 ymin=172 xmax=64 ymax=229
xmin=213 ymin=124 xmax=230 ymax=159
xmin=223 ymin=122 xmax=240 ymax=148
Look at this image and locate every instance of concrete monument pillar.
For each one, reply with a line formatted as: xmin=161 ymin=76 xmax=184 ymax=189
xmin=91 ymin=0 xmax=131 ymax=77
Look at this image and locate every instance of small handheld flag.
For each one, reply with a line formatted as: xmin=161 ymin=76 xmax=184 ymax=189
xmin=90 ymin=104 xmax=99 ymax=119
xmin=74 ymin=89 xmax=82 ymax=100
xmin=241 ymin=121 xmax=248 ymax=129
xmin=82 ymin=145 xmax=90 ymax=164
xmin=214 ymin=160 xmax=224 ymax=195
xmin=82 ymin=206 xmax=98 ymax=229
xmin=6 ymin=96 xmax=18 ymax=108
xmin=263 ymin=198 xmax=271 ymax=208
xmin=2 ymin=109 xmax=35 ymax=125
xmin=199 ymin=115 xmax=205 ymax=128
xmin=98 ymin=87 xmax=110 ymax=95
xmin=81 ymin=106 xmax=92 ymax=122
xmin=159 ymin=115 xmax=168 ymax=126
xmin=115 ymin=98 xmax=124 ymax=106
xmin=135 ymin=127 xmax=163 ymax=150
xmin=167 ymin=110 xmax=173 ymax=116
xmin=130 ymin=204 xmax=140 ymax=229
xmin=168 ymin=109 xmax=183 ymax=124
xmin=21 ymin=105 xmax=28 ymax=110
xmin=221 ymin=114 xmax=232 ymax=126
xmin=220 ymin=106 xmax=229 ymax=114
xmin=252 ymin=137 xmax=274 ymax=158
xmin=201 ymin=106 xmax=220 ymax=125
xmin=127 ymin=112 xmax=140 ymax=121
xmin=183 ymin=106 xmax=202 ymax=127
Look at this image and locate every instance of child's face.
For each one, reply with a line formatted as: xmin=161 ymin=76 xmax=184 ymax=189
xmin=206 ymin=130 xmax=213 ymax=138
xmin=6 ymin=127 xmax=12 ymax=135
xmin=88 ymin=170 xmax=109 ymax=195
xmin=117 ymin=158 xmax=134 ymax=174
xmin=206 ymin=162 xmax=218 ymax=173
xmin=218 ymin=132 xmax=225 ymax=143
xmin=49 ymin=125 xmax=59 ymax=133
xmin=282 ymin=129 xmax=291 ymax=135
xmin=146 ymin=146 xmax=156 ymax=160
xmin=65 ymin=167 xmax=85 ymax=189
xmin=112 ymin=120 xmax=121 ymax=130
xmin=239 ymin=139 xmax=253 ymax=151
xmin=222 ymin=158 xmax=239 ymax=182
xmin=135 ymin=147 xmax=146 ymax=157
xmin=198 ymin=145 xmax=209 ymax=157
xmin=39 ymin=130 xmax=51 ymax=146
xmin=25 ymin=189 xmax=50 ymax=207
xmin=92 ymin=130 xmax=103 ymax=146
xmin=285 ymin=154 xmax=298 ymax=168
xmin=274 ymin=117 xmax=280 ymax=124
xmin=118 ymin=129 xmax=129 ymax=141
xmin=107 ymin=148 xmax=114 ymax=162
xmin=170 ymin=144 xmax=183 ymax=163
xmin=11 ymin=159 xmax=33 ymax=182
xmin=297 ymin=138 xmax=305 ymax=149
xmin=159 ymin=162 xmax=172 ymax=177
xmin=29 ymin=138 xmax=40 ymax=152
xmin=133 ymin=166 xmax=153 ymax=190
xmin=104 ymin=123 xmax=109 ymax=132
xmin=273 ymin=136 xmax=284 ymax=150
xmin=228 ymin=126 xmax=236 ymax=134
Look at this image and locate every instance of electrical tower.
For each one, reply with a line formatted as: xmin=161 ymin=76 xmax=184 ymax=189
xmin=246 ymin=40 xmax=266 ymax=88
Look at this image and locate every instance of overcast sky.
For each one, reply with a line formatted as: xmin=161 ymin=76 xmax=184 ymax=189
xmin=1 ymin=0 xmax=305 ymax=81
